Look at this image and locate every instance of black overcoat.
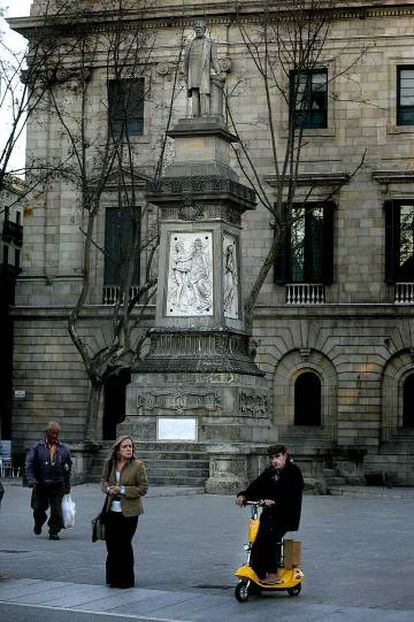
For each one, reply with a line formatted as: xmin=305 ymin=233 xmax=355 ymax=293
xmin=238 ymin=460 xmax=304 ymax=531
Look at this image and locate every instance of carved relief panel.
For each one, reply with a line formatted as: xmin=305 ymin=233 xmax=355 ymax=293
xmin=166 ymin=232 xmax=213 ymax=316
xmin=223 ymin=233 xmax=239 ymax=319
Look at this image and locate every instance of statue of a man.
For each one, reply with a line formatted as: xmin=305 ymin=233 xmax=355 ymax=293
xmin=183 ymin=19 xmax=223 ymax=117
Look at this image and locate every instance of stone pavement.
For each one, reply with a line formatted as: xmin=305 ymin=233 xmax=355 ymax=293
xmin=0 ymin=482 xmax=414 ymax=621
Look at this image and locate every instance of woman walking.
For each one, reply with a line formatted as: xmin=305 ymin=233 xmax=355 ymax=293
xmin=100 ymin=435 xmax=148 ymax=588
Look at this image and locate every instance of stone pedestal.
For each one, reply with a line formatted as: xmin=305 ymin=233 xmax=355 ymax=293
xmin=70 ymin=442 xmax=101 ymax=484
xmin=205 ymin=445 xmax=250 ymax=494
xmin=121 ymin=369 xmax=274 ymax=443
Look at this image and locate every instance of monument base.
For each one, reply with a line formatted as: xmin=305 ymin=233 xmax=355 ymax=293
xmin=119 ymin=370 xmax=275 ymax=446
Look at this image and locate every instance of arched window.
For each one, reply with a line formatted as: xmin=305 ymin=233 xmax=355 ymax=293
xmin=294 ymin=371 xmax=321 ymax=426
xmin=402 ymin=374 xmax=414 ymax=428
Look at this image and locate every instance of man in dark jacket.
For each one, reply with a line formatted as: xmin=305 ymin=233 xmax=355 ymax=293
xmin=26 ymin=422 xmax=72 ymax=540
xmin=235 ymin=444 xmax=304 ymax=584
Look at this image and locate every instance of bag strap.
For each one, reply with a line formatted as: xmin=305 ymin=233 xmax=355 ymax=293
xmin=100 ymin=458 xmax=114 ymax=515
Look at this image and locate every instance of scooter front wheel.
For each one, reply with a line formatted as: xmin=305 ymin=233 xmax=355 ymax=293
xmin=287 ymin=583 xmax=302 ymax=597
xmin=235 ymin=580 xmax=250 ymax=602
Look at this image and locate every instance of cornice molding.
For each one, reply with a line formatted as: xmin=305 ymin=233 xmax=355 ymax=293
xmin=372 ymin=170 xmax=414 ymax=185
xmin=264 ymin=172 xmax=350 ymax=188
xmin=8 ymin=2 xmax=414 ymax=37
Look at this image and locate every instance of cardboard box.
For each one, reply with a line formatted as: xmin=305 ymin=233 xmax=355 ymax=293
xmin=283 ymin=539 xmax=301 ymax=568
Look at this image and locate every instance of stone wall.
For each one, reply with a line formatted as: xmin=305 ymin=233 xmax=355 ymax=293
xmin=12 ymin=311 xmax=89 ymax=453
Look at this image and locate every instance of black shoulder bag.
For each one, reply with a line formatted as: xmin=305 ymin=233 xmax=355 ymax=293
xmin=92 ymin=494 xmax=109 ymax=543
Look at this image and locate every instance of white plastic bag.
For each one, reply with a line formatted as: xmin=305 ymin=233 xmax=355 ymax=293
xmin=61 ymin=493 xmax=76 ymax=529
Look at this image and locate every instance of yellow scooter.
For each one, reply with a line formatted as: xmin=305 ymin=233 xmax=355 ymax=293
xmin=235 ymin=501 xmax=304 ymax=602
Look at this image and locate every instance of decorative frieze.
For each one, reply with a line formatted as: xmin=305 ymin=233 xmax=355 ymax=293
xmin=137 ymin=328 xmax=264 ymax=375
xmin=161 ymin=202 xmax=242 ymax=225
xmin=147 ymin=175 xmax=256 ymax=210
xmin=178 ymin=198 xmax=204 ymax=221
xmin=136 ymin=389 xmax=222 ymax=415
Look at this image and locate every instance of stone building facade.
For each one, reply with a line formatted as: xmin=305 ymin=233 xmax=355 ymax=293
xmin=8 ymin=1 xmax=414 ymax=485
xmin=0 ymin=176 xmax=24 ymax=441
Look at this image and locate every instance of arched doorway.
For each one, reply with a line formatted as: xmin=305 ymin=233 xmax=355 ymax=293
xmin=403 ymin=373 xmax=414 ymax=428
xmin=294 ymin=371 xmax=321 ymax=426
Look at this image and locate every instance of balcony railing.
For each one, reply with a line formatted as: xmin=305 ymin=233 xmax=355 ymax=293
xmin=286 ymin=283 xmax=325 ymax=305
xmin=102 ymin=285 xmax=140 ymax=305
xmin=395 ymin=282 xmax=414 ymax=304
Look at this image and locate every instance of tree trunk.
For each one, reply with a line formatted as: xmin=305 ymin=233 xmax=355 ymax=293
xmin=85 ymin=382 xmax=103 ymax=441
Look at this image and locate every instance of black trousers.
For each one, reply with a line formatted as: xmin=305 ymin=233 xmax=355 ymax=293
xmin=31 ymin=483 xmax=65 ymax=535
xmin=250 ymin=511 xmax=286 ymax=580
xmin=105 ymin=511 xmax=138 ymax=588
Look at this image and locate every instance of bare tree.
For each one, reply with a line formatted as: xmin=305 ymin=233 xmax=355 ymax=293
xmin=27 ymin=0 xmax=183 ymax=439
xmin=228 ymin=1 xmax=367 ymax=328
xmin=0 ymin=2 xmax=72 ymax=207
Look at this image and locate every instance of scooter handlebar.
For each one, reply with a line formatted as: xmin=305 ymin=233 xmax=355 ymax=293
xmin=244 ymin=500 xmax=268 ymax=507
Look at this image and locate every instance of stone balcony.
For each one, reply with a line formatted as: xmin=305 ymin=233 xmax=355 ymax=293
xmin=102 ymin=285 xmax=140 ymax=306
xmin=286 ymin=283 xmax=326 ymax=305
xmin=394 ymin=282 xmax=414 ymax=304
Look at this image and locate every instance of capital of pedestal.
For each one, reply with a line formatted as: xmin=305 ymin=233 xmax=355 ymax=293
xmin=134 ymin=327 xmax=263 ymax=376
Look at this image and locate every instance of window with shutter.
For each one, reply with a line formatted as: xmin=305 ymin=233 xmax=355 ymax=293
xmin=104 ymin=206 xmax=141 ymax=287
xmin=108 ymin=78 xmax=144 ymax=138
xmin=384 ymin=200 xmax=414 ymax=283
xmin=274 ymin=202 xmax=334 ymax=284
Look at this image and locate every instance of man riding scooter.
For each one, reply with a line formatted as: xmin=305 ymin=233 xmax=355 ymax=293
xmin=235 ymin=445 xmax=304 ymax=585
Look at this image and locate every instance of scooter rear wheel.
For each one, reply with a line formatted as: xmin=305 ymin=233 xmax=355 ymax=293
xmin=287 ymin=583 xmax=302 ymax=597
xmin=235 ymin=580 xmax=250 ymax=602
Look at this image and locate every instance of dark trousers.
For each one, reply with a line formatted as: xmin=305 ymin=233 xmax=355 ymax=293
xmin=250 ymin=511 xmax=286 ymax=580
xmin=105 ymin=511 xmax=138 ymax=588
xmin=31 ymin=483 xmax=65 ymax=535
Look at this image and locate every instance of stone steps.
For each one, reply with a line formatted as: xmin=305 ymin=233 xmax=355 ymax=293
xmin=323 ymin=467 xmax=347 ymax=489
xmin=90 ymin=442 xmax=209 ymax=486
xmin=138 ymin=453 xmax=209 ymax=462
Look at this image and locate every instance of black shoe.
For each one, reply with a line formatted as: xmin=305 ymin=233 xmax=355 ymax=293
xmin=49 ymin=534 xmax=60 ymax=541
xmin=33 ymin=524 xmax=42 ymax=535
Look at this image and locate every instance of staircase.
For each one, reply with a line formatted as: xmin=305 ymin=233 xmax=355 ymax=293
xmin=90 ymin=442 xmax=209 ymax=486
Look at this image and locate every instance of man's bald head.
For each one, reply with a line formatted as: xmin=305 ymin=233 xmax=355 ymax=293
xmin=46 ymin=422 xmax=60 ymax=443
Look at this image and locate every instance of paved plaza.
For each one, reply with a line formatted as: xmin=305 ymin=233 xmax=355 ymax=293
xmin=0 ymin=481 xmax=413 ymax=621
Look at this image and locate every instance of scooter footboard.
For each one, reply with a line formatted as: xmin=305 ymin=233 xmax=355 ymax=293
xmin=235 ymin=564 xmax=304 ymax=589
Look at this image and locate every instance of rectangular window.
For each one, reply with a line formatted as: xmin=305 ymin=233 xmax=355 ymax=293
xmin=108 ymin=78 xmax=144 ymax=138
xmin=397 ymin=66 xmax=414 ymax=126
xmin=104 ymin=206 xmax=141 ymax=287
xmin=274 ymin=202 xmax=334 ymax=284
xmin=290 ymin=69 xmax=328 ymax=129
xmin=385 ymin=200 xmax=414 ymax=282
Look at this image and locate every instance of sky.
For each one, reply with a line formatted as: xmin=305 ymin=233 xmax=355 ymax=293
xmin=0 ymin=0 xmax=33 ymax=175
